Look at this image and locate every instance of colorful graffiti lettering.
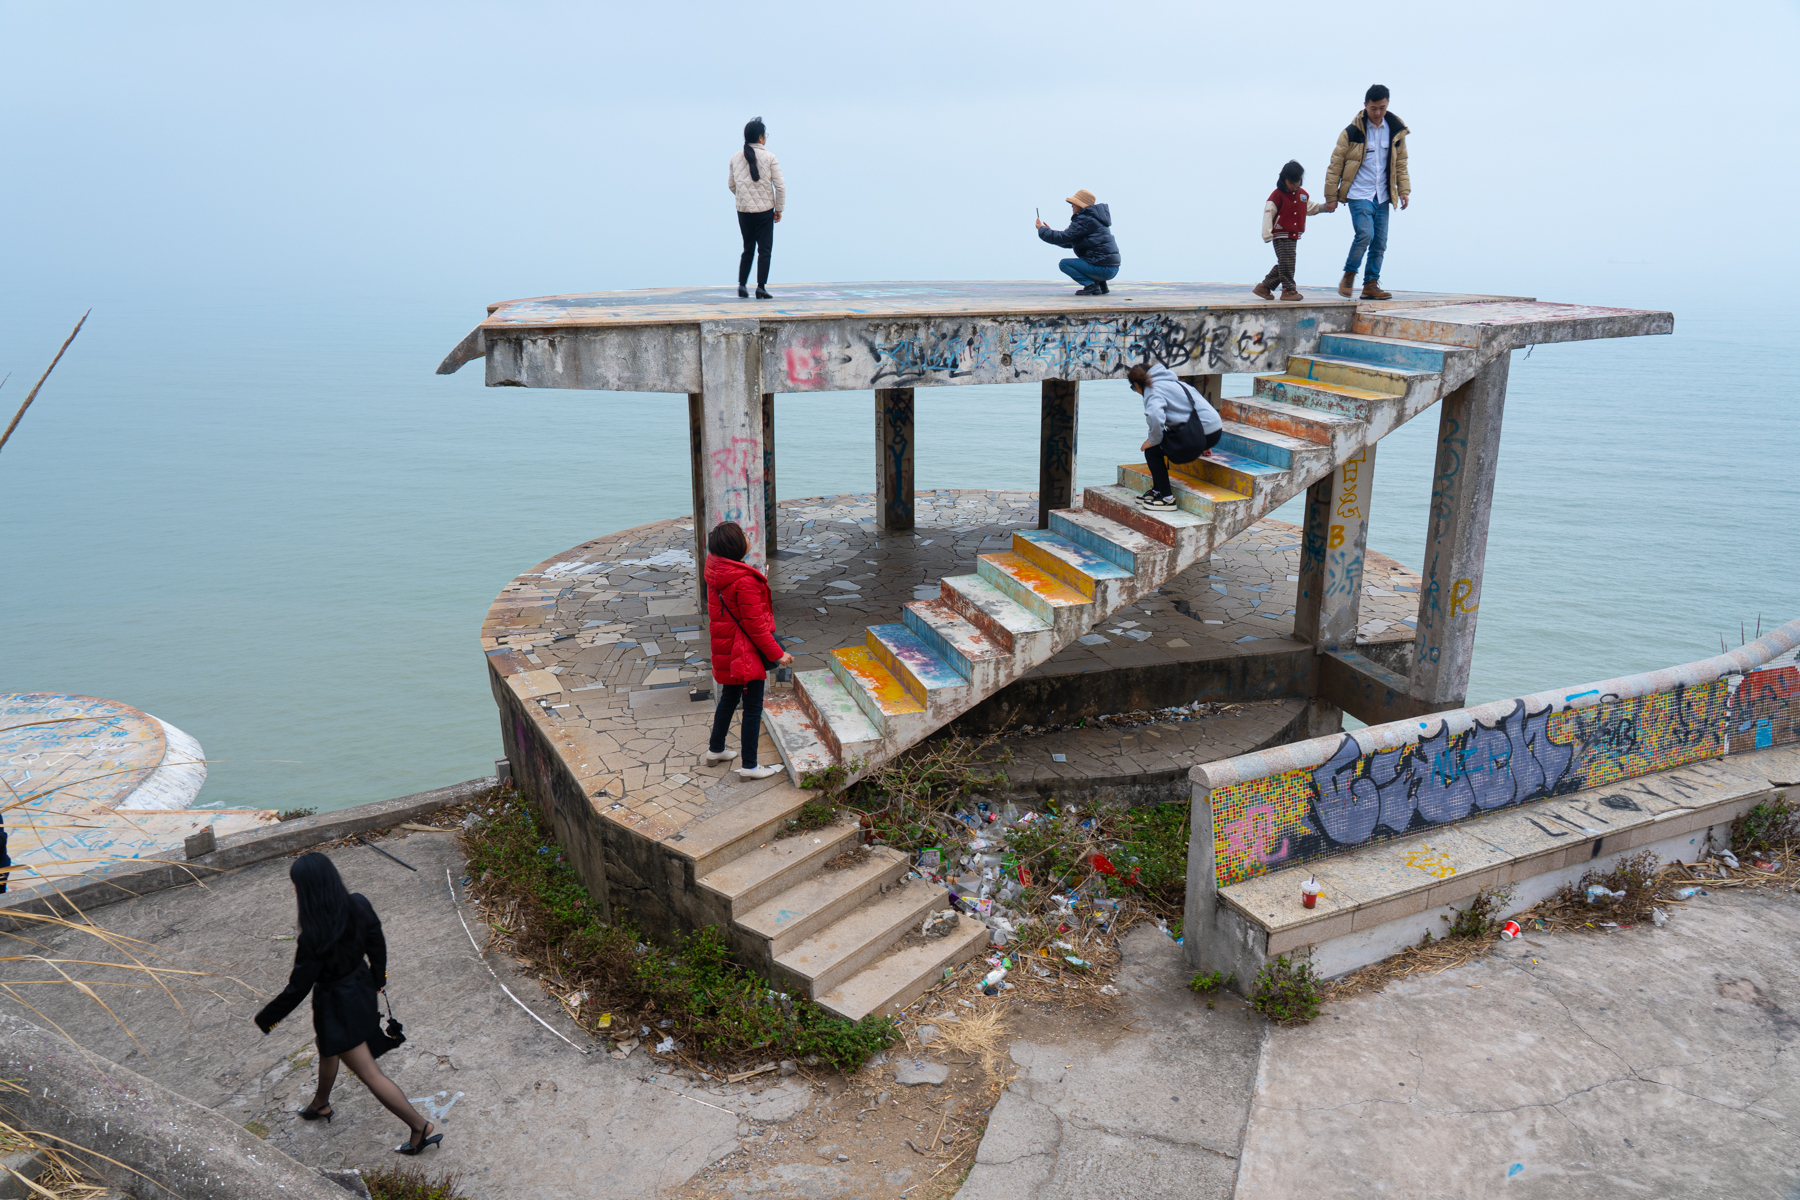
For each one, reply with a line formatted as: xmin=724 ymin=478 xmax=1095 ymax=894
xmin=1734 ymin=665 xmax=1799 ymax=750
xmin=1210 ymin=679 xmax=1732 ymax=888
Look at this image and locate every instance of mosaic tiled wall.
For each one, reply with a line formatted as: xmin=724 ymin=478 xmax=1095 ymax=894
xmin=1211 ymin=678 xmax=1741 ymax=888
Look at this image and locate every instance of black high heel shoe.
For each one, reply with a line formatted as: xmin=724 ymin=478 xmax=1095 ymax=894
xmin=737 ymin=285 xmax=749 ymax=298
xmin=298 ymin=1104 xmax=332 ymax=1123
xmin=396 ymin=1120 xmax=442 ymax=1155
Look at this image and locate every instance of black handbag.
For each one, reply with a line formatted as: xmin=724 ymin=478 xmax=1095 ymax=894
xmin=370 ymin=989 xmax=407 ymax=1059
xmin=1158 ymin=383 xmax=1212 ymax=464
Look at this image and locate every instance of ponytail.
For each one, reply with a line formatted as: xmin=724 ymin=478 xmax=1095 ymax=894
xmin=743 ymin=117 xmax=766 ymax=183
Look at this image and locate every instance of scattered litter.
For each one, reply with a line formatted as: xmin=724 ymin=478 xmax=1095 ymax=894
xmin=1585 ymin=885 xmax=1626 ymax=903
xmin=1674 ymin=886 xmax=1705 ymax=899
xmin=1651 ymin=907 xmax=1668 ymax=927
xmin=1719 ymin=850 xmax=1741 ymax=869
xmin=1051 ymin=753 xmax=1067 ymax=763
xmin=654 ymin=1037 xmax=676 ymax=1055
xmin=1098 ymin=984 xmax=1119 ymax=996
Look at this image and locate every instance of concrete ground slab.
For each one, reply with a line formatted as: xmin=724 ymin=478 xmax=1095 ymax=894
xmin=1235 ymin=888 xmax=1800 ymax=1199
xmin=0 ymin=829 xmax=818 ymax=1198
xmin=956 ymin=925 xmax=1263 ymax=1200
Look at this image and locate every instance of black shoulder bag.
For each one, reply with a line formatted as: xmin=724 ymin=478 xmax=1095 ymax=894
xmin=720 ymin=596 xmax=781 ymax=671
xmin=1158 ymin=382 xmax=1212 ymax=465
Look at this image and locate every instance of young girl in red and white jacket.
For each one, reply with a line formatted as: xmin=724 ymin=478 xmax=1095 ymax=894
xmin=701 ymin=521 xmax=794 ymax=780
xmin=1255 ymin=160 xmax=1328 ymax=302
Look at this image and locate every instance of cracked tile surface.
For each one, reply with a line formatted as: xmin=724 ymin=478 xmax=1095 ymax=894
xmin=480 ymin=490 xmax=1418 ymax=848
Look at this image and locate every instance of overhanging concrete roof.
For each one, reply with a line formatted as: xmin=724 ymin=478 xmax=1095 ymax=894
xmin=438 ymin=281 xmax=1671 ymax=393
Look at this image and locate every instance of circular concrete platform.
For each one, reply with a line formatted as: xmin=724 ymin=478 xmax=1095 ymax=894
xmin=481 ymin=490 xmax=1421 ymax=826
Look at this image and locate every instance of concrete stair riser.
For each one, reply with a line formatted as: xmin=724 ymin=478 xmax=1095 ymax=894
xmin=815 ymin=915 xmax=991 ymax=1021
xmin=1284 ymin=352 xmax=1424 ymax=396
xmin=1217 ymin=395 xmax=1363 ymax=458
xmin=865 ymin=623 xmax=967 ymax=708
xmin=1080 ymin=485 xmax=1213 ymax=552
xmin=1010 ymin=529 xmax=1132 ymax=601
xmin=771 ymin=876 xmax=946 ymax=997
xmin=975 ymin=553 xmax=1092 ymax=639
xmin=1215 ymin=429 xmax=1295 ymax=469
xmin=696 ymin=818 xmax=864 ymax=913
xmin=789 ymin=671 xmax=880 ymax=762
xmin=901 ymin=601 xmax=1010 ymax=693
xmin=1117 ymin=462 xmax=1252 ymax=524
xmin=828 ymin=646 xmax=924 ymax=733
xmin=937 ymin=575 xmax=1051 ymax=655
xmin=682 ymin=773 xmax=823 ymax=879
xmin=1253 ymin=373 xmax=1387 ymax=418
xmin=735 ymin=845 xmax=911 ymax=958
xmin=1047 ymin=508 xmax=1171 ymax=575
xmin=1318 ymin=332 xmax=1457 ymax=373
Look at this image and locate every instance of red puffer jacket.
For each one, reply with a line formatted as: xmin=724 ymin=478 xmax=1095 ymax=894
xmin=705 ymin=555 xmax=785 ymax=686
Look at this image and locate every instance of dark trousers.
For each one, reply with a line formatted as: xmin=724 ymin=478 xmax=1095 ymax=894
xmin=1146 ymin=429 xmax=1222 ymax=494
xmin=737 ymin=210 xmax=775 ymax=287
xmin=1261 ymin=237 xmax=1298 ymax=292
xmin=709 ymin=678 xmax=766 ymax=767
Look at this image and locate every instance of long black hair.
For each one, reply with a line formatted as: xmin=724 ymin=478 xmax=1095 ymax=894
xmin=1277 ymin=160 xmax=1304 ymax=192
xmin=291 ymin=852 xmax=352 ymax=949
xmin=743 ymin=117 xmax=766 ymax=182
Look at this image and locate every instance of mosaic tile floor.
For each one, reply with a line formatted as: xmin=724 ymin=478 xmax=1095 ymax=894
xmin=482 ymin=491 xmax=1422 ymax=842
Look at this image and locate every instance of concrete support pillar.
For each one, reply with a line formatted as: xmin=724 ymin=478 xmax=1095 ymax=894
xmin=1293 ymin=442 xmax=1377 ymax=650
xmin=1038 ymin=379 xmax=1079 ymax=529
xmin=690 ymin=320 xmax=768 ymax=585
xmin=686 ymin=392 xmax=710 ymax=605
xmin=1408 ymin=354 xmax=1511 ymax=706
xmin=875 ymin=387 xmax=915 ymax=532
xmin=1177 ymin=373 xmax=1223 ymax=407
xmin=762 ymin=391 xmax=777 ymax=558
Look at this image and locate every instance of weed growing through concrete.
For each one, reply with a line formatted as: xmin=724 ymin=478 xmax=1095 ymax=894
xmin=1250 ymin=955 xmax=1323 ymax=1024
xmin=462 ymin=785 xmax=895 ymax=1073
xmin=1732 ymin=794 xmax=1798 ymax=856
xmin=363 ymin=1164 xmax=469 ymax=1200
xmin=1189 ymin=969 xmax=1234 ymax=1009
xmin=1444 ymin=886 xmax=1517 ymax=940
xmin=276 ymin=807 xmax=318 ymax=822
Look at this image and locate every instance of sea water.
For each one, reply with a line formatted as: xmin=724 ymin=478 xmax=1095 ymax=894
xmin=1 ymin=292 xmax=1793 ymax=813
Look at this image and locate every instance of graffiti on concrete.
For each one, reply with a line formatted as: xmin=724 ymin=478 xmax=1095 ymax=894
xmin=1211 ymin=678 xmax=1732 ymax=887
xmin=859 ymin=312 xmax=1276 ymax=386
xmin=1734 ymin=664 xmax=1799 ymax=750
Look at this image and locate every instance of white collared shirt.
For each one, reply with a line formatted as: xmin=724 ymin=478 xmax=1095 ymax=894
xmin=1348 ymin=117 xmax=1390 ymax=203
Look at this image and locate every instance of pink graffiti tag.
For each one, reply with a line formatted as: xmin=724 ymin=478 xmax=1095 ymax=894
xmin=784 ymin=344 xmax=824 ymax=387
xmin=1222 ymin=803 xmax=1291 ymax=867
xmin=708 ymin=436 xmax=763 ymax=543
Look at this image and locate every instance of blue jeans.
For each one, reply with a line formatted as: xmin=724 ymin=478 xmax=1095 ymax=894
xmin=1342 ymin=198 xmax=1390 ymax=281
xmin=1058 ymin=258 xmax=1119 ymax=287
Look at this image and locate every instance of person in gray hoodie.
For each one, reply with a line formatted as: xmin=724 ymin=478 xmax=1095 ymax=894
xmin=1127 ymin=362 xmax=1223 ymax=509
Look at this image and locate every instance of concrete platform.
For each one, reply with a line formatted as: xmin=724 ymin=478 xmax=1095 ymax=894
xmin=482 ymin=491 xmax=1419 ymax=844
xmin=0 ymin=692 xmax=273 ymax=888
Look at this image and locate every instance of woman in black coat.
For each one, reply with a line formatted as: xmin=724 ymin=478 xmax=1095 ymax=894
xmin=254 ymin=853 xmax=442 ymax=1155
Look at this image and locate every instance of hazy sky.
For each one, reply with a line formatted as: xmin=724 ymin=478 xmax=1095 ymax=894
xmin=5 ymin=0 xmax=1797 ymax=313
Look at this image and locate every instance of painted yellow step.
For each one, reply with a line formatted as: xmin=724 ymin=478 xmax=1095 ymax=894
xmin=828 ymin=645 xmax=925 ymax=717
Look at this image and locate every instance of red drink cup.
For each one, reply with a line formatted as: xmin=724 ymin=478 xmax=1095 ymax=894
xmin=1301 ymin=877 xmax=1320 ymax=909
xmin=1500 ymin=920 xmax=1521 ymax=939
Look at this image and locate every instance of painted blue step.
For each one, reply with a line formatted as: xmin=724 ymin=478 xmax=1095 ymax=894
xmin=1202 ymin=445 xmax=1285 ymax=478
xmin=1047 ymin=509 xmax=1166 ymax=574
xmin=866 ymin=623 xmax=968 ymax=696
xmin=1318 ymin=333 xmax=1452 ymax=374
xmin=1216 ymin=430 xmax=1292 ymax=470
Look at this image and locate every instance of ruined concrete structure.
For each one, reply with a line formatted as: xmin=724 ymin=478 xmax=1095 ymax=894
xmin=442 ymin=280 xmax=1671 ymax=1018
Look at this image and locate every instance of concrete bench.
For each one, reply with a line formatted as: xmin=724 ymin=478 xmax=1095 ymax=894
xmin=1197 ymin=745 xmax=1795 ymax=983
xmin=1183 ymin=621 xmax=1800 ymax=985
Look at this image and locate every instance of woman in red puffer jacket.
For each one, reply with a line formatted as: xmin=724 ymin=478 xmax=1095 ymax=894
xmin=702 ymin=521 xmax=794 ymax=779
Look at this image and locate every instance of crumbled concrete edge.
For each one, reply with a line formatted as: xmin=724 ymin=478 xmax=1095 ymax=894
xmin=0 ymin=1010 xmax=351 ymax=1200
xmin=0 ymin=776 xmax=497 ymax=930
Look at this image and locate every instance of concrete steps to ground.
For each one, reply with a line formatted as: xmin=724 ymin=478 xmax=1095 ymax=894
xmin=676 ymin=324 xmax=1489 ymax=1021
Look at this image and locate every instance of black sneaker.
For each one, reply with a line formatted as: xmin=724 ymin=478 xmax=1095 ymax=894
xmin=1138 ymin=491 xmax=1178 ymax=510
xmin=1099 ymin=280 xmax=1110 ymax=294
xmin=1076 ymin=283 xmax=1103 ymax=296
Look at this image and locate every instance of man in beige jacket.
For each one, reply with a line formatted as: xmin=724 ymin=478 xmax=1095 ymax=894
xmin=1322 ymin=84 xmax=1410 ymax=300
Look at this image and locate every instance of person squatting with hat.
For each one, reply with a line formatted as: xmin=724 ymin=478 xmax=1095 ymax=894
xmin=1035 ymin=189 xmax=1120 ymax=295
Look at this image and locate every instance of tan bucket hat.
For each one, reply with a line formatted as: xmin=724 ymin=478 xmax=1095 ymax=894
xmin=1065 ymin=189 xmax=1096 ymax=209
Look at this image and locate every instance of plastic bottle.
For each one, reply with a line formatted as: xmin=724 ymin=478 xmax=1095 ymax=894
xmin=981 ymin=966 xmax=1008 ymax=989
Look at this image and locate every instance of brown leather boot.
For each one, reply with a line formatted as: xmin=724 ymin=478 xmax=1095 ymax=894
xmin=1280 ymin=287 xmax=1304 ymax=301
xmin=1338 ymin=271 xmax=1355 ymax=297
xmin=1252 ymin=282 xmax=1275 ymax=300
xmin=1361 ymin=280 xmax=1393 ymax=300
